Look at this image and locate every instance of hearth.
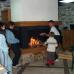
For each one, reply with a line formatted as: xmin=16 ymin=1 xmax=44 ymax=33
xmin=14 ymin=26 xmax=50 ymax=48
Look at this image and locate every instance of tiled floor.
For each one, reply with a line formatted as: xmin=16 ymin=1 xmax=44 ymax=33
xmin=22 ymin=67 xmax=64 ymax=74
xmin=12 ymin=58 xmax=74 ymax=74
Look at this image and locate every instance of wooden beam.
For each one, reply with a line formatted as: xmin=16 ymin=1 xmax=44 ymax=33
xmin=15 ymin=21 xmax=49 ymax=26
xmin=15 ymin=21 xmax=62 ymax=27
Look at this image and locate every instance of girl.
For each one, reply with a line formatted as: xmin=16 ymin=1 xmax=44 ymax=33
xmin=44 ymin=32 xmax=58 ymax=65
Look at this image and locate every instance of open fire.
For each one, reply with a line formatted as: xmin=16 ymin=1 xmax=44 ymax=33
xmin=29 ymin=37 xmax=42 ymax=47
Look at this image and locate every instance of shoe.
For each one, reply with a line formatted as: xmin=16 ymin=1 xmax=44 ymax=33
xmin=13 ymin=66 xmax=17 ymax=68
xmin=46 ymin=63 xmax=50 ymax=67
xmin=16 ymin=63 xmax=21 ymax=67
xmin=25 ymin=63 xmax=29 ymax=66
xmin=13 ymin=63 xmax=21 ymax=68
xmin=55 ymin=59 xmax=59 ymax=62
xmin=51 ymin=62 xmax=55 ymax=65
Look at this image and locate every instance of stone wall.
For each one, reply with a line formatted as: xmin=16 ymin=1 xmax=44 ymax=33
xmin=58 ymin=3 xmax=74 ymax=24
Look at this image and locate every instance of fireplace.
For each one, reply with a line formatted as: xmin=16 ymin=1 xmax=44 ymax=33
xmin=29 ymin=36 xmax=41 ymax=47
xmin=14 ymin=26 xmax=50 ymax=48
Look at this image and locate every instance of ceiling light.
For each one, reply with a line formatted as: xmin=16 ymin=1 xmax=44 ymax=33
xmin=59 ymin=0 xmax=74 ymax=3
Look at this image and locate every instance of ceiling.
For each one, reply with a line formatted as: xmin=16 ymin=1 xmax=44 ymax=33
xmin=0 ymin=0 xmax=6 ymax=1
xmin=58 ymin=0 xmax=64 ymax=6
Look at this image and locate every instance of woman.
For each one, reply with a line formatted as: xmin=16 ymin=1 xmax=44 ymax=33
xmin=5 ymin=21 xmax=21 ymax=67
xmin=0 ymin=21 xmax=12 ymax=74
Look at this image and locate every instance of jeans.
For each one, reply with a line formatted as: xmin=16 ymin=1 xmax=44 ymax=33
xmin=11 ymin=43 xmax=21 ymax=66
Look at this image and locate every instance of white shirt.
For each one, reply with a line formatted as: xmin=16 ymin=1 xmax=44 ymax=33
xmin=44 ymin=37 xmax=58 ymax=52
xmin=0 ymin=34 xmax=9 ymax=53
xmin=0 ymin=34 xmax=12 ymax=73
xmin=50 ymin=26 xmax=60 ymax=35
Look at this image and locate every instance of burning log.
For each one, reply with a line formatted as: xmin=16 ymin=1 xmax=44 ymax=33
xmin=29 ymin=37 xmax=42 ymax=47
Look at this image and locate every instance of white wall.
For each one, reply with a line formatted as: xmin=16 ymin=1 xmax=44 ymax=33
xmin=11 ymin=0 xmax=58 ymax=21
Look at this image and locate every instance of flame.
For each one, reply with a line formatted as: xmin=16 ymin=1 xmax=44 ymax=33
xmin=29 ymin=37 xmax=40 ymax=47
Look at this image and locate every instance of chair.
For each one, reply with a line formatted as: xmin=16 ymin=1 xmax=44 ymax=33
xmin=70 ymin=46 xmax=74 ymax=71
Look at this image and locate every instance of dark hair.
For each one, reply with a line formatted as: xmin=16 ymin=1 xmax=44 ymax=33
xmin=48 ymin=20 xmax=54 ymax=22
xmin=8 ymin=21 xmax=15 ymax=26
xmin=0 ymin=21 xmax=6 ymax=30
xmin=0 ymin=21 xmax=6 ymax=36
xmin=0 ymin=21 xmax=5 ymax=27
xmin=50 ymin=32 xmax=54 ymax=37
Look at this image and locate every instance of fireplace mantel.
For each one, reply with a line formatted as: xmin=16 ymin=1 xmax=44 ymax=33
xmin=15 ymin=21 xmax=62 ymax=27
xmin=14 ymin=21 xmax=62 ymax=48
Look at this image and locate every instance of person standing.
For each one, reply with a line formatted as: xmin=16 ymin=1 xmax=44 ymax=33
xmin=0 ymin=21 xmax=12 ymax=74
xmin=49 ymin=20 xmax=62 ymax=45
xmin=6 ymin=21 xmax=21 ymax=67
xmin=44 ymin=32 xmax=58 ymax=66
xmin=40 ymin=20 xmax=62 ymax=60
xmin=40 ymin=20 xmax=62 ymax=44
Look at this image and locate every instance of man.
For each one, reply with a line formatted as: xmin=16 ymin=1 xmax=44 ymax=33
xmin=40 ymin=20 xmax=62 ymax=61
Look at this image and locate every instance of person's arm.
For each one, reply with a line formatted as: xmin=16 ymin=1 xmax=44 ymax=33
xmin=0 ymin=34 xmax=9 ymax=52
xmin=6 ymin=30 xmax=19 ymax=44
xmin=40 ymin=32 xmax=49 ymax=37
xmin=0 ymin=34 xmax=9 ymax=67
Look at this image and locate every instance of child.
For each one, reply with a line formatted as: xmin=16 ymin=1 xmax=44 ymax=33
xmin=44 ymin=32 xmax=58 ymax=66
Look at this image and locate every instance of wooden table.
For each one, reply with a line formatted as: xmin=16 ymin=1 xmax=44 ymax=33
xmin=58 ymin=51 xmax=74 ymax=71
